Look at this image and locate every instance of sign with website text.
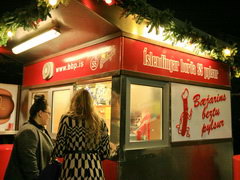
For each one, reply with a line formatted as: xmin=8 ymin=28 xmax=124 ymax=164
xmin=23 ymin=38 xmax=121 ymax=87
xmin=123 ymin=38 xmax=230 ymax=86
xmin=171 ymin=83 xmax=231 ymax=142
xmin=23 ymin=37 xmax=230 ymax=87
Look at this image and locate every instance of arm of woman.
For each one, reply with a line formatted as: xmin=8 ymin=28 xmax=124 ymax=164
xmin=98 ymin=121 xmax=110 ymax=160
xmin=51 ymin=115 xmax=68 ymax=160
xmin=16 ymin=129 xmax=40 ymax=180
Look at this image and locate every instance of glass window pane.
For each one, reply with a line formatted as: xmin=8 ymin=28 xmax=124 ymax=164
xmin=76 ymin=81 xmax=112 ymax=134
xmin=52 ymin=90 xmax=71 ymax=133
xmin=130 ymin=84 xmax=162 ymax=142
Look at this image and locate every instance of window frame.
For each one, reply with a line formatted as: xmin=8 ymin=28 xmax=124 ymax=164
xmin=124 ymin=77 xmax=170 ymax=150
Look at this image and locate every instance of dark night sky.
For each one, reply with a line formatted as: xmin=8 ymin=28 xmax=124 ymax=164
xmin=0 ymin=0 xmax=239 ymax=42
xmin=148 ymin=0 xmax=240 ymax=42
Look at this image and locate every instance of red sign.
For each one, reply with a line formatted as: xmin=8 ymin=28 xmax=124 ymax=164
xmin=23 ymin=37 xmax=230 ymax=87
xmin=122 ymin=38 xmax=230 ymax=86
xmin=23 ymin=38 xmax=121 ymax=87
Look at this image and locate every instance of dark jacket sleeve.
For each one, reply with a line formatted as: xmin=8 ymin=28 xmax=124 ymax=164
xmin=16 ymin=129 xmax=40 ymax=180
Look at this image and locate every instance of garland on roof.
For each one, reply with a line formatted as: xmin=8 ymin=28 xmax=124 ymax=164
xmin=115 ymin=0 xmax=239 ymax=77
xmin=116 ymin=0 xmax=238 ymax=60
xmin=0 ymin=0 xmax=239 ymax=77
xmin=0 ymin=0 xmax=70 ymax=46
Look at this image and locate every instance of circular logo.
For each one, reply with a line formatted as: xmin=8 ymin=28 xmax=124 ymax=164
xmin=90 ymin=57 xmax=99 ymax=71
xmin=42 ymin=62 xmax=54 ymax=80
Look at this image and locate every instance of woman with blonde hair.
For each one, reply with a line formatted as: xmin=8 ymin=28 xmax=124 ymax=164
xmin=51 ymin=89 xmax=110 ymax=179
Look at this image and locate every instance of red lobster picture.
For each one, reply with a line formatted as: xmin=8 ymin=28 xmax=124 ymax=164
xmin=176 ymin=88 xmax=192 ymax=137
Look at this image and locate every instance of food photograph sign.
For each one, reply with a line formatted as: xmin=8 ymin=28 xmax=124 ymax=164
xmin=0 ymin=83 xmax=18 ymax=131
xmin=171 ymin=83 xmax=231 ymax=142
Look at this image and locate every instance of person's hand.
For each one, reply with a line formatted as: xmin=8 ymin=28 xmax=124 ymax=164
xmin=110 ymin=142 xmax=117 ymax=151
xmin=109 ymin=142 xmax=119 ymax=159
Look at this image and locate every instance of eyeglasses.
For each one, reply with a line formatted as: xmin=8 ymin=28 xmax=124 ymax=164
xmin=44 ymin=111 xmax=51 ymax=115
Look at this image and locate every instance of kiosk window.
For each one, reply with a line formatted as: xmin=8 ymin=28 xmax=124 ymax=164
xmin=52 ymin=89 xmax=71 ymax=133
xmin=76 ymin=81 xmax=112 ymax=134
xmin=130 ymin=84 xmax=162 ymax=142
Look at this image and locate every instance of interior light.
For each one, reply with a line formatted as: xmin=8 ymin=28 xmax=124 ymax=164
xmin=12 ymin=29 xmax=60 ymax=54
xmin=49 ymin=0 xmax=58 ymax=6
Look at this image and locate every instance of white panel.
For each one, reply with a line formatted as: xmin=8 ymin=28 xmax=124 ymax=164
xmin=171 ymin=83 xmax=232 ymax=142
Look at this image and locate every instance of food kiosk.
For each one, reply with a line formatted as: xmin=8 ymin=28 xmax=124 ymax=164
xmin=15 ymin=0 xmax=233 ymax=179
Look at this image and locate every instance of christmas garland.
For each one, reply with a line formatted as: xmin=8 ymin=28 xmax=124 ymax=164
xmin=0 ymin=0 xmax=239 ymax=77
xmin=0 ymin=0 xmax=70 ymax=46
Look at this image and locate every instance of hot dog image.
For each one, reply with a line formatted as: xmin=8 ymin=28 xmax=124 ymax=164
xmin=176 ymin=88 xmax=192 ymax=137
xmin=0 ymin=88 xmax=14 ymax=125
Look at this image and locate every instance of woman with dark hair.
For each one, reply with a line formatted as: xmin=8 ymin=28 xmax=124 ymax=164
xmin=51 ymin=89 xmax=110 ymax=179
xmin=4 ymin=95 xmax=54 ymax=180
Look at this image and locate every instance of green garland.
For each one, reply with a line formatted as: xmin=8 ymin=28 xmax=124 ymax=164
xmin=116 ymin=0 xmax=238 ymax=59
xmin=0 ymin=0 xmax=70 ymax=46
xmin=0 ymin=0 xmax=239 ymax=77
xmin=115 ymin=0 xmax=239 ymax=77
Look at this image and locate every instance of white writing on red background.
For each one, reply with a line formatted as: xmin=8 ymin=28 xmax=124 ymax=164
xmin=143 ymin=47 xmax=219 ymax=80
xmin=192 ymin=93 xmax=226 ymax=136
xmin=56 ymin=61 xmax=84 ymax=73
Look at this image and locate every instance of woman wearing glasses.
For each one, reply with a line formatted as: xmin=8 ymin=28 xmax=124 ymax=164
xmin=4 ymin=95 xmax=53 ymax=180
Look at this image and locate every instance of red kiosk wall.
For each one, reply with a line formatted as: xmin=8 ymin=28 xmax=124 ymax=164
xmin=0 ymin=144 xmax=13 ymax=180
xmin=22 ymin=37 xmax=231 ymax=180
xmin=122 ymin=38 xmax=230 ymax=87
xmin=23 ymin=38 xmax=122 ymax=87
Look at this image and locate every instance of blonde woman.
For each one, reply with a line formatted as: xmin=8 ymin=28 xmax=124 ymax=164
xmin=51 ymin=89 xmax=110 ymax=180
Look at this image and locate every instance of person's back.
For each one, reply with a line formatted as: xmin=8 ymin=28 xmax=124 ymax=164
xmin=51 ymin=89 xmax=110 ymax=179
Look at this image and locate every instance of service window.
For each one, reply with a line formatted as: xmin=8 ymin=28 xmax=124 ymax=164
xmin=51 ymin=87 xmax=72 ymax=133
xmin=75 ymin=81 xmax=112 ymax=134
xmin=125 ymin=78 xmax=169 ymax=149
xmin=29 ymin=86 xmax=73 ymax=135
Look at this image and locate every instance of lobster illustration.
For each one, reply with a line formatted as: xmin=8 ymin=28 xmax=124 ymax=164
xmin=176 ymin=88 xmax=192 ymax=137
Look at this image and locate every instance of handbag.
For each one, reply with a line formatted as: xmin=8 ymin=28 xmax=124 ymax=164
xmin=38 ymin=160 xmax=62 ymax=180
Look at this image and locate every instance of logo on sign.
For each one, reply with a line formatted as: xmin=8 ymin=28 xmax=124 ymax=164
xmin=90 ymin=47 xmax=116 ymax=71
xmin=90 ymin=57 xmax=99 ymax=71
xmin=42 ymin=62 xmax=54 ymax=80
xmin=176 ymin=88 xmax=193 ymax=137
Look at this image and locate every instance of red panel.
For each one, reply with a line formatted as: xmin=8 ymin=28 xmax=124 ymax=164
xmin=123 ymin=38 xmax=230 ymax=86
xmin=102 ymin=160 xmax=118 ymax=180
xmin=23 ymin=37 xmax=230 ymax=87
xmin=23 ymin=38 xmax=121 ymax=87
xmin=233 ymin=155 xmax=240 ymax=180
xmin=0 ymin=144 xmax=13 ymax=179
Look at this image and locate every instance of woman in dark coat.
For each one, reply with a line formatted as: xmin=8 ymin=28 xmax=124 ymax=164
xmin=51 ymin=89 xmax=110 ymax=180
xmin=4 ymin=95 xmax=54 ymax=180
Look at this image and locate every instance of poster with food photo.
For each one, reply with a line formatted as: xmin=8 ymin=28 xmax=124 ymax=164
xmin=0 ymin=83 xmax=18 ymax=131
